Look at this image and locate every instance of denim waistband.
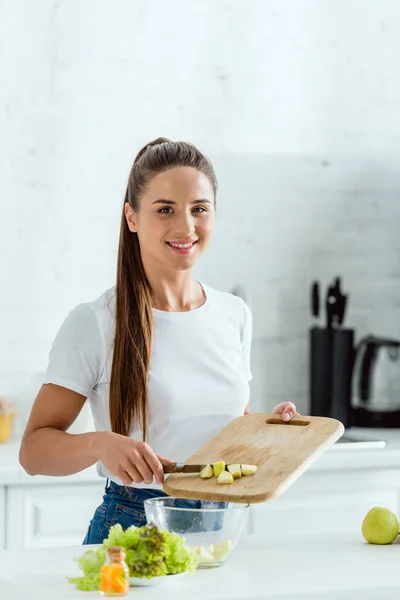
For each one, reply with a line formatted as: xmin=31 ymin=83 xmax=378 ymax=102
xmin=105 ymin=479 xmax=168 ymax=499
xmin=105 ymin=479 xmax=130 ymax=495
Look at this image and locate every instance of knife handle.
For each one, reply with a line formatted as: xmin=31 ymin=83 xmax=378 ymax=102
xmin=311 ymin=281 xmax=320 ymax=319
xmin=162 ymin=462 xmax=182 ymax=474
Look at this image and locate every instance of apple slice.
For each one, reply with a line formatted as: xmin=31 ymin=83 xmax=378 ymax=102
xmin=200 ymin=464 xmax=214 ymax=479
xmin=196 ymin=545 xmax=214 ymax=564
xmin=227 ymin=464 xmax=242 ymax=479
xmin=211 ymin=540 xmax=232 ymax=562
xmin=218 ymin=471 xmax=234 ymax=485
xmin=213 ymin=461 xmax=226 ymax=478
xmin=241 ymin=464 xmax=257 ymax=476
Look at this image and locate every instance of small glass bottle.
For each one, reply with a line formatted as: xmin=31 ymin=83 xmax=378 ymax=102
xmin=100 ymin=546 xmax=130 ymax=596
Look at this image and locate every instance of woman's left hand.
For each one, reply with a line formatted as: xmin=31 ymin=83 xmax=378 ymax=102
xmin=271 ymin=402 xmax=298 ymax=422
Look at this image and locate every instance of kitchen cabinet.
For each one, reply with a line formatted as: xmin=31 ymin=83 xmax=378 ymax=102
xmin=5 ymin=482 xmax=104 ymax=550
xmin=248 ymin=467 xmax=400 ymax=538
xmin=5 ymin=466 xmax=400 ymax=549
xmin=0 ymin=486 xmax=5 ymax=550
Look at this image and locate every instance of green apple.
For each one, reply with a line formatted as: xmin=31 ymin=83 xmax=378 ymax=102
xmin=200 ymin=464 xmax=214 ymax=479
xmin=241 ymin=464 xmax=257 ymax=476
xmin=227 ymin=464 xmax=242 ymax=479
xmin=211 ymin=540 xmax=232 ymax=562
xmin=213 ymin=461 xmax=226 ymax=478
xmin=362 ymin=507 xmax=399 ymax=545
xmin=217 ymin=471 xmax=234 ymax=484
xmin=196 ymin=545 xmax=214 ymax=564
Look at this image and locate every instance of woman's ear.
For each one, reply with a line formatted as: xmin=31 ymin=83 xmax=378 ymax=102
xmin=125 ymin=202 xmax=138 ymax=233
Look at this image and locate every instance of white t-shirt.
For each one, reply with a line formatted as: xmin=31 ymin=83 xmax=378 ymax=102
xmin=43 ymin=283 xmax=252 ymax=488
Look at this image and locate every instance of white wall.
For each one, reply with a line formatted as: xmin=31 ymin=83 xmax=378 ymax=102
xmin=1 ymin=0 xmax=400 ymax=426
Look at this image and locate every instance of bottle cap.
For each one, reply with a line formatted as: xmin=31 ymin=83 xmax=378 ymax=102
xmin=107 ymin=546 xmax=126 ymax=561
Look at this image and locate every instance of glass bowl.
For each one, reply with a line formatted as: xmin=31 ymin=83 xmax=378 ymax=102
xmin=144 ymin=497 xmax=249 ymax=568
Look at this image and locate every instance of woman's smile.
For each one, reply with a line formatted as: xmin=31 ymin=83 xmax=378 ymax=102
xmin=166 ymin=239 xmax=199 ymax=255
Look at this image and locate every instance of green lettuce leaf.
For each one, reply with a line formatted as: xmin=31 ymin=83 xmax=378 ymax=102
xmin=164 ymin=530 xmax=198 ymax=575
xmin=66 ymin=547 xmax=106 ymax=591
xmin=68 ymin=523 xmax=199 ymax=591
xmin=128 ymin=524 xmax=168 ymax=579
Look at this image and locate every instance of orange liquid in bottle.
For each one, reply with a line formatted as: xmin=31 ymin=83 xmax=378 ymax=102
xmin=100 ymin=547 xmax=129 ymax=596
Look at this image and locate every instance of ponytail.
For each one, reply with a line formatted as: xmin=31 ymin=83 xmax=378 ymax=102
xmin=109 ymin=138 xmax=217 ymax=439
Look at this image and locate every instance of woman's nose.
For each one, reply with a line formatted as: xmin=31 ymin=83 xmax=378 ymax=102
xmin=174 ymin=212 xmax=196 ymax=237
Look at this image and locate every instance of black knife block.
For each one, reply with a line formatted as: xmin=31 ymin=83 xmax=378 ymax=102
xmin=309 ymin=327 xmax=354 ymax=428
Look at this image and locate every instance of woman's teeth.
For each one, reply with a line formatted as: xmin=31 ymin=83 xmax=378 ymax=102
xmin=168 ymin=241 xmax=196 ymax=248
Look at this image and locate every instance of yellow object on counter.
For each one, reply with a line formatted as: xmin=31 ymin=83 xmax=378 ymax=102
xmin=100 ymin=547 xmax=129 ymax=596
xmin=0 ymin=398 xmax=14 ymax=443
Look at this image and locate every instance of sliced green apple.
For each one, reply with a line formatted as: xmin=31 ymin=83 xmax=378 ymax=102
xmin=227 ymin=464 xmax=242 ymax=479
xmin=241 ymin=464 xmax=257 ymax=476
xmin=213 ymin=461 xmax=226 ymax=478
xmin=196 ymin=545 xmax=215 ymax=564
xmin=200 ymin=464 xmax=214 ymax=479
xmin=211 ymin=540 xmax=232 ymax=561
xmin=218 ymin=471 xmax=234 ymax=484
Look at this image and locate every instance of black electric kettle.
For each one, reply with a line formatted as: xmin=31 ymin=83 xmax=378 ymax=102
xmin=352 ymin=335 xmax=400 ymax=427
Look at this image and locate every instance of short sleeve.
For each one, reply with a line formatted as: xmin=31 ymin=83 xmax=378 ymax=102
xmin=241 ymin=302 xmax=253 ymax=382
xmin=43 ymin=304 xmax=105 ymax=397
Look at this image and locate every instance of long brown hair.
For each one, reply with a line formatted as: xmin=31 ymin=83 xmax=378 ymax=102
xmin=109 ymin=138 xmax=217 ymax=439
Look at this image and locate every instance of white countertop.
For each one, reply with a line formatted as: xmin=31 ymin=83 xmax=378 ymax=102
xmin=307 ymin=427 xmax=400 ymax=472
xmin=0 ymin=533 xmax=399 ymax=599
xmin=0 ymin=427 xmax=399 ymax=486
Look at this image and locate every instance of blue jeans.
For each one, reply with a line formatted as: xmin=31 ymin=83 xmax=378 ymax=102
xmin=82 ymin=481 xmax=224 ymax=545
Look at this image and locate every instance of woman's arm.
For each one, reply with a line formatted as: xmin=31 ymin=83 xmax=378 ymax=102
xmin=19 ymin=383 xmax=170 ymax=485
xmin=19 ymin=383 xmax=101 ymax=476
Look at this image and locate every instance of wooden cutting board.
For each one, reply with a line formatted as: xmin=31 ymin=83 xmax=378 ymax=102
xmin=163 ymin=413 xmax=344 ymax=503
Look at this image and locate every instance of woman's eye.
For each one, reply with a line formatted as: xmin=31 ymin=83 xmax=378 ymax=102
xmin=158 ymin=206 xmax=208 ymax=215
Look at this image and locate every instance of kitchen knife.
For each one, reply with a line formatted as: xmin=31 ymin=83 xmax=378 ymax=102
xmin=311 ymin=281 xmax=320 ymax=326
xmin=331 ymin=277 xmax=347 ymax=328
xmin=163 ymin=463 xmax=206 ymax=474
xmin=162 ymin=463 xmax=238 ymax=474
xmin=325 ymin=283 xmax=337 ymax=329
xmin=336 ymin=294 xmax=347 ymax=327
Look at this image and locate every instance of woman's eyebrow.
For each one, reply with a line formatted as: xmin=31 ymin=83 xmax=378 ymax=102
xmin=151 ymin=199 xmax=212 ymax=205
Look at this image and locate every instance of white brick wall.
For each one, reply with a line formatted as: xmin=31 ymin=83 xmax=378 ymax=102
xmin=1 ymin=0 xmax=400 ymax=426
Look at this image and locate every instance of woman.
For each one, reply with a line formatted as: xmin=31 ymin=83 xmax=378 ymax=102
xmin=19 ymin=138 xmax=297 ymax=544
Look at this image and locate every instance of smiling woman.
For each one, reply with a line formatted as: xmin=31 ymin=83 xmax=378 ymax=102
xmin=19 ymin=137 xmax=297 ymax=546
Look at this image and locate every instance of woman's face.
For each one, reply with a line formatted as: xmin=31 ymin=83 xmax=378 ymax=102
xmin=125 ymin=167 xmax=215 ymax=272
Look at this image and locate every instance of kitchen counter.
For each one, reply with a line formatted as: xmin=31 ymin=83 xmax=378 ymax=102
xmin=307 ymin=427 xmax=400 ymax=472
xmin=0 ymin=533 xmax=399 ymax=599
xmin=1 ymin=427 xmax=399 ymax=486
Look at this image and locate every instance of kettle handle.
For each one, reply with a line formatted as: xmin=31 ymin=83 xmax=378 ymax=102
xmin=358 ymin=338 xmax=379 ymax=402
xmin=356 ymin=335 xmax=400 ymax=402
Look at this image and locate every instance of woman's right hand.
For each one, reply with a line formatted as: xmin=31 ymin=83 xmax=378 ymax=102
xmin=93 ymin=431 xmax=173 ymax=486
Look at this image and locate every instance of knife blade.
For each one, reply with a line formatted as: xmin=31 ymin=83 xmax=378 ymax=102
xmin=162 ymin=463 xmax=207 ymax=474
